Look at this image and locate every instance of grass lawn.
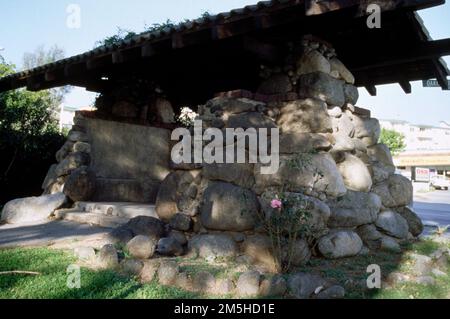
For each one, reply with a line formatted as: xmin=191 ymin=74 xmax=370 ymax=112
xmin=0 ymin=239 xmax=448 ymax=299
xmin=0 ymin=248 xmax=199 ymax=299
xmin=300 ymin=239 xmax=450 ymax=299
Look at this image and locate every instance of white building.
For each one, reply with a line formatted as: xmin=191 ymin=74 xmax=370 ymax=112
xmin=379 ymin=119 xmax=450 ymax=151
xmin=58 ymin=105 xmax=94 ymax=131
xmin=379 ymin=119 xmax=450 ymax=180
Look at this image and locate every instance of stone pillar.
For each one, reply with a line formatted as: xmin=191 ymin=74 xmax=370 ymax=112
xmin=154 ymin=35 xmax=422 ymax=267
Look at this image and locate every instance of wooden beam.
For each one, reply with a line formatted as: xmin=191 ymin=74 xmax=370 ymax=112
xmin=86 ymin=55 xmax=112 ymax=70
xmin=350 ymin=38 xmax=450 ymax=72
xmin=432 ymin=59 xmax=450 ymax=90
xmin=243 ymin=37 xmax=283 ymax=63
xmin=365 ymin=85 xmax=377 ymax=96
xmin=399 ymin=80 xmax=412 ymax=94
xmin=305 ymin=0 xmax=445 ymax=16
xmin=212 ymin=18 xmax=257 ymax=40
xmin=142 ymin=43 xmax=157 ymax=57
xmin=172 ymin=33 xmax=184 ymax=49
xmin=64 ymin=63 xmax=87 ymax=77
xmin=212 ymin=25 xmax=230 ymax=40
xmin=254 ymin=15 xmax=273 ymax=29
xmin=26 ymin=76 xmax=41 ymax=91
xmin=112 ymin=51 xmax=124 ymax=64
xmin=44 ymin=71 xmax=57 ymax=82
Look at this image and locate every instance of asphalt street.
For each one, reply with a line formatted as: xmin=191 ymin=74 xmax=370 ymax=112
xmin=413 ymin=189 xmax=450 ymax=236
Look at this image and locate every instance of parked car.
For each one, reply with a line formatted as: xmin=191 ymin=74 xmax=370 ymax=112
xmin=430 ymin=175 xmax=450 ymax=190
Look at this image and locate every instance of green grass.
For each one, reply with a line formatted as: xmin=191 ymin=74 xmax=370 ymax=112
xmin=0 ymin=248 xmax=197 ymax=299
xmin=293 ymin=239 xmax=450 ymax=299
xmin=1 ymin=239 xmax=449 ymax=299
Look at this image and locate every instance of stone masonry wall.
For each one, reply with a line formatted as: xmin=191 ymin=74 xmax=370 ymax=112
xmin=40 ymin=35 xmax=424 ymax=270
xmin=42 ymin=113 xmax=171 ymax=203
xmin=153 ymin=36 xmax=423 ymax=269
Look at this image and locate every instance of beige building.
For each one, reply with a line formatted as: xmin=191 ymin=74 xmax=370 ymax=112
xmin=380 ymin=120 xmax=450 ymax=181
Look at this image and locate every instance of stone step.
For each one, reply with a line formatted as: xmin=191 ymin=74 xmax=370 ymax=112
xmin=74 ymin=202 xmax=158 ymax=219
xmin=54 ymin=210 xmax=129 ymax=229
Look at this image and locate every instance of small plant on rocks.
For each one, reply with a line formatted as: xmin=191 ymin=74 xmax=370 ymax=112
xmin=178 ymin=107 xmax=198 ymax=127
xmin=259 ymin=192 xmax=315 ymax=273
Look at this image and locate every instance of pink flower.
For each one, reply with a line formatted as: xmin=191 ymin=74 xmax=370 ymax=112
xmin=271 ymin=199 xmax=282 ymax=209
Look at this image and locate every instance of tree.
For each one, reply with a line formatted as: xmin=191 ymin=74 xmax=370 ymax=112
xmin=379 ymin=128 xmax=406 ymax=155
xmin=0 ymin=56 xmax=65 ymax=204
xmin=22 ymin=45 xmax=71 ymax=115
xmin=94 ymin=27 xmax=137 ymax=48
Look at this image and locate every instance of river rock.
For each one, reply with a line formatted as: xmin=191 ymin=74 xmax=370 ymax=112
xmin=126 ymin=235 xmax=156 ymax=259
xmin=155 ymin=170 xmax=201 ymax=221
xmin=255 ymin=153 xmax=347 ymax=197
xmin=157 ymin=237 xmax=184 ymax=256
xmin=337 ymin=153 xmax=372 ymax=192
xmin=157 ymin=260 xmax=179 ymax=285
xmin=332 ymin=112 xmax=355 ymax=137
xmin=356 ymin=224 xmax=383 ymax=250
xmin=343 ymin=84 xmax=359 ymax=105
xmin=226 ymin=112 xmax=276 ymax=130
xmin=205 ymin=97 xmax=263 ymax=115
xmin=121 ymin=259 xmax=144 ymax=276
xmin=288 ymin=272 xmax=327 ymax=299
xmin=56 ymin=141 xmax=74 ymax=163
xmin=200 ymin=182 xmax=258 ymax=231
xmin=122 ymin=216 xmax=166 ymax=241
xmin=169 ymin=213 xmax=192 ymax=231
xmin=372 ymin=174 xmax=413 ymax=208
xmin=298 ymin=72 xmax=345 ymax=107
xmin=277 ymin=98 xmax=332 ymax=133
xmin=260 ymin=275 xmax=287 ymax=297
xmin=260 ymin=191 xmax=331 ymax=231
xmin=188 ymin=234 xmax=237 ymax=259
xmin=242 ymin=235 xmax=278 ymax=272
xmin=63 ymin=166 xmax=96 ymax=202
xmin=380 ymin=235 xmax=401 ymax=253
xmin=286 ymin=239 xmax=311 ymax=266
xmin=330 ymin=58 xmax=355 ymax=84
xmin=97 ymin=244 xmax=119 ymax=269
xmin=55 ymin=152 xmax=90 ymax=177
xmin=396 ymin=207 xmax=424 ymax=237
xmin=352 ymin=116 xmax=380 ymax=147
xmin=279 ymin=133 xmax=331 ymax=154
xmin=367 ymin=144 xmax=394 ymax=168
xmin=1 ymin=192 xmax=67 ymax=224
xmin=203 ymin=162 xmax=255 ymax=189
xmin=296 ymin=50 xmax=331 ymax=76
xmin=237 ymin=271 xmax=261 ymax=297
xmin=376 ymin=211 xmax=409 ymax=239
xmin=318 ymin=230 xmax=363 ymax=259
xmin=316 ymin=285 xmax=346 ymax=299
xmin=328 ymin=191 xmax=381 ymax=228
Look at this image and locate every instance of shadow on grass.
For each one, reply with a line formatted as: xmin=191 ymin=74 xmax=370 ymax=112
xmin=0 ymin=239 xmax=448 ymax=299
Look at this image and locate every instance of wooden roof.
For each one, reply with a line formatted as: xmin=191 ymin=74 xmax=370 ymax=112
xmin=0 ymin=0 xmax=449 ymax=104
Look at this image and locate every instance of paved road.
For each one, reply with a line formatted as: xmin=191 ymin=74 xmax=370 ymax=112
xmin=413 ymin=189 xmax=450 ymax=236
xmin=0 ymin=220 xmax=112 ymax=249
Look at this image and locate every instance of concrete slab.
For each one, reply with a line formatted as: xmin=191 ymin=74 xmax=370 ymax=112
xmin=0 ymin=220 xmax=113 ymax=249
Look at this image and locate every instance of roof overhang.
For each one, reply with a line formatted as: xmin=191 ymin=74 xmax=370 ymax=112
xmin=0 ymin=0 xmax=449 ymax=104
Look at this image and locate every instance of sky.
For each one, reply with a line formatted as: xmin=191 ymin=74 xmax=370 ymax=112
xmin=0 ymin=0 xmax=449 ymax=126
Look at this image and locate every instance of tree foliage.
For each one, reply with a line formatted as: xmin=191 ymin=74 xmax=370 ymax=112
xmin=379 ymin=128 xmax=406 ymax=155
xmin=94 ymin=12 xmax=212 ymax=48
xmin=22 ymin=45 xmax=71 ymax=113
xmin=0 ymin=56 xmax=65 ymax=204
